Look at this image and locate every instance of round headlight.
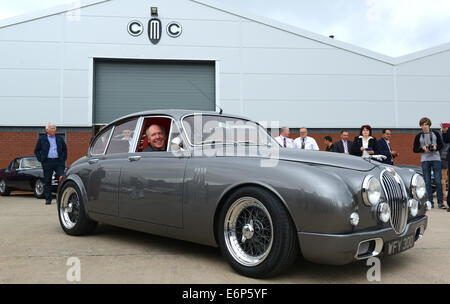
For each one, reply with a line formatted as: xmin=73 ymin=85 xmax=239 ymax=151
xmin=411 ymin=173 xmax=426 ymax=200
xmin=362 ymin=175 xmax=382 ymax=206
xmin=408 ymin=199 xmax=419 ymax=217
xmin=378 ymin=202 xmax=391 ymax=223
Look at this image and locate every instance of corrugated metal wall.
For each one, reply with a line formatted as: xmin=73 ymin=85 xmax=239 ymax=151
xmin=93 ymin=59 xmax=215 ymax=124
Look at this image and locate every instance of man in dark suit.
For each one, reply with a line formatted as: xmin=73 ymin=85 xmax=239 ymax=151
xmin=377 ymin=129 xmax=398 ymax=165
xmin=333 ymin=130 xmax=353 ymax=154
xmin=34 ymin=123 xmax=67 ymax=205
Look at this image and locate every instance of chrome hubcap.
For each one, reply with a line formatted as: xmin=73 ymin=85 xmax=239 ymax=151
xmin=35 ymin=180 xmax=44 ymax=196
xmin=224 ymin=197 xmax=273 ymax=267
xmin=0 ymin=180 xmax=5 ymax=193
xmin=59 ymin=187 xmax=80 ymax=229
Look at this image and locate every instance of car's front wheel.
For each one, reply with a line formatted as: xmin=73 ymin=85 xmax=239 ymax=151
xmin=218 ymin=186 xmax=299 ymax=278
xmin=58 ymin=181 xmax=97 ymax=236
xmin=34 ymin=179 xmax=45 ymax=199
xmin=0 ymin=179 xmax=11 ymax=196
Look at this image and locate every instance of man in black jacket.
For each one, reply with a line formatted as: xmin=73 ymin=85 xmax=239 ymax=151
xmin=441 ymin=123 xmax=450 ymax=211
xmin=413 ymin=117 xmax=444 ymax=209
xmin=34 ymin=123 xmax=67 ymax=205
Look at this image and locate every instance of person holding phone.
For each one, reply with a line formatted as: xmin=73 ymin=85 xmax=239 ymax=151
xmin=351 ymin=125 xmax=378 ymax=157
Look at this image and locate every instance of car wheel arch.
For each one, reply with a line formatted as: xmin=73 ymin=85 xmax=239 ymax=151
xmin=212 ymin=182 xmax=296 ymax=247
xmin=60 ymin=174 xmax=90 ymax=216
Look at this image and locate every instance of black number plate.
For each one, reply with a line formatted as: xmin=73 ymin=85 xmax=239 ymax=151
xmin=385 ymin=235 xmax=415 ymax=255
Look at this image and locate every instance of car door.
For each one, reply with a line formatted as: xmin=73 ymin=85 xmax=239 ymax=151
xmin=86 ymin=117 xmax=139 ymax=216
xmin=5 ymin=158 xmax=21 ymax=189
xmin=14 ymin=158 xmax=35 ymax=191
xmin=118 ymin=118 xmax=188 ymax=228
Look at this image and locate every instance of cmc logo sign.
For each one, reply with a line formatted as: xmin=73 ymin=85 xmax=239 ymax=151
xmin=127 ymin=19 xmax=182 ymax=44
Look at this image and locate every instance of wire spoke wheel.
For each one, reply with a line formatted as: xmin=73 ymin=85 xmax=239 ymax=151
xmin=59 ymin=187 xmax=81 ymax=230
xmin=224 ymin=197 xmax=274 ymax=267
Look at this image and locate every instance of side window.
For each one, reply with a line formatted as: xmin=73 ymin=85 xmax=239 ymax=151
xmin=136 ymin=117 xmax=172 ymax=152
xmin=91 ymin=127 xmax=113 ymax=156
xmin=12 ymin=159 xmax=20 ymax=170
xmin=106 ymin=118 xmax=138 ymax=155
xmin=168 ymin=120 xmax=186 ymax=152
xmin=20 ymin=158 xmax=41 ymax=169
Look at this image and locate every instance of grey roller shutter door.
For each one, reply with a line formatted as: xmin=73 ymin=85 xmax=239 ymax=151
xmin=94 ymin=60 xmax=215 ymax=124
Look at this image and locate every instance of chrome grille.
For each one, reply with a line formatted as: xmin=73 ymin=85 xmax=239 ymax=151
xmin=381 ymin=169 xmax=408 ymax=234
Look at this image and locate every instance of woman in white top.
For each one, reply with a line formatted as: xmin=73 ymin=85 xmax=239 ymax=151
xmin=351 ymin=125 xmax=378 ymax=157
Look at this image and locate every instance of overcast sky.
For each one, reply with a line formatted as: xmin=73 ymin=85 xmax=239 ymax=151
xmin=1 ymin=0 xmax=450 ymax=57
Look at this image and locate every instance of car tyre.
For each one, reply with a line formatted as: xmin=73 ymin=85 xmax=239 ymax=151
xmin=0 ymin=179 xmax=11 ymax=196
xmin=33 ymin=179 xmax=45 ymax=199
xmin=58 ymin=181 xmax=97 ymax=236
xmin=218 ymin=186 xmax=299 ymax=278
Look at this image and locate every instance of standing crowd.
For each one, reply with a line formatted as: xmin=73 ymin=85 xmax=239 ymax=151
xmin=275 ymin=117 xmax=450 ymax=211
xmin=32 ymin=117 xmax=449 ymax=211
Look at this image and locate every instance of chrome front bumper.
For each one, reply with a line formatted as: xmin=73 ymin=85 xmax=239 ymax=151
xmin=297 ymin=215 xmax=428 ymax=265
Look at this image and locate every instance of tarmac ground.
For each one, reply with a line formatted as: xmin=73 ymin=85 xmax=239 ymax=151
xmin=0 ymin=193 xmax=449 ymax=284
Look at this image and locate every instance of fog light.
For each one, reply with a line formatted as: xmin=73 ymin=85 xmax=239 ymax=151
xmin=408 ymin=199 xmax=419 ymax=217
xmin=350 ymin=212 xmax=359 ymax=226
xmin=378 ymin=203 xmax=391 ymax=223
xmin=425 ymin=201 xmax=432 ymax=211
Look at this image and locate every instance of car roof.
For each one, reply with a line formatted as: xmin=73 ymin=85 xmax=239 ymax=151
xmin=108 ymin=109 xmax=252 ymax=125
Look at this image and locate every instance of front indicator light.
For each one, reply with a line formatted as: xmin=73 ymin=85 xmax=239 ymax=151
xmin=350 ymin=212 xmax=359 ymax=226
xmin=408 ymin=199 xmax=419 ymax=217
xmin=378 ymin=203 xmax=391 ymax=223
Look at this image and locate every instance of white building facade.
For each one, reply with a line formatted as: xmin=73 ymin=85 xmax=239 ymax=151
xmin=0 ymin=0 xmax=449 ymax=165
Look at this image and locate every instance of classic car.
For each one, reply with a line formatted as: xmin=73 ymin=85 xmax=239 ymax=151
xmin=57 ymin=109 xmax=430 ymax=278
xmin=0 ymin=156 xmax=58 ymax=198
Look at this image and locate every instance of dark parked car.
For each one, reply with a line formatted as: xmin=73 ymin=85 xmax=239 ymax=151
xmin=0 ymin=156 xmax=58 ymax=198
xmin=57 ymin=110 xmax=430 ymax=278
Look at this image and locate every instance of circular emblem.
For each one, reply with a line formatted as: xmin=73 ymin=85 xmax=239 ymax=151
xmin=127 ymin=20 xmax=143 ymax=37
xmin=166 ymin=21 xmax=182 ymax=38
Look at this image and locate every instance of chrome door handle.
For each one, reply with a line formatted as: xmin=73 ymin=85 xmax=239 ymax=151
xmin=128 ymin=156 xmax=142 ymax=162
xmin=88 ymin=159 xmax=99 ymax=165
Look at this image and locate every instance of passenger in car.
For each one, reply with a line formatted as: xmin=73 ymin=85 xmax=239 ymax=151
xmin=143 ymin=124 xmax=167 ymax=152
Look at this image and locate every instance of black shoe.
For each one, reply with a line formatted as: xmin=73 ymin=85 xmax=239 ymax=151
xmin=447 ymin=208 xmax=450 ymax=212
xmin=438 ymin=205 xmax=446 ymax=209
xmin=45 ymin=199 xmax=52 ymax=205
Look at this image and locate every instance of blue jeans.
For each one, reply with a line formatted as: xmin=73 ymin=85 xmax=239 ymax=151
xmin=422 ymin=161 xmax=444 ymax=206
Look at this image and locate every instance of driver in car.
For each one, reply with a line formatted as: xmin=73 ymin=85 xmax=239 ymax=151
xmin=144 ymin=124 xmax=167 ymax=152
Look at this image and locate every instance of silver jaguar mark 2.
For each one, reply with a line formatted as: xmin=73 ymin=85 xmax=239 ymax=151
xmin=57 ymin=110 xmax=429 ymax=278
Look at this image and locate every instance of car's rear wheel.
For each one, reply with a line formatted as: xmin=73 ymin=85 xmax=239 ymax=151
xmin=0 ymin=179 xmax=11 ymax=196
xmin=58 ymin=181 xmax=97 ymax=236
xmin=34 ymin=179 xmax=45 ymax=199
xmin=218 ymin=186 xmax=299 ymax=278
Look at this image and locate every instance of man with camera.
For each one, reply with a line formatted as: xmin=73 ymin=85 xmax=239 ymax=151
xmin=413 ymin=117 xmax=445 ymax=209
